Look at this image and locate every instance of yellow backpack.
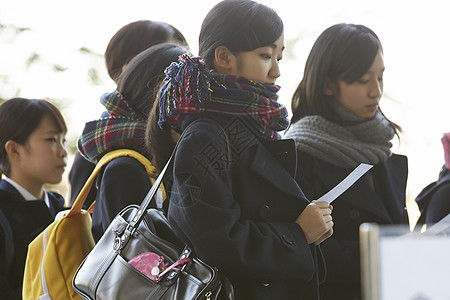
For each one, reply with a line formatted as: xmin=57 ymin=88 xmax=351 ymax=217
xmin=22 ymin=149 xmax=165 ymax=299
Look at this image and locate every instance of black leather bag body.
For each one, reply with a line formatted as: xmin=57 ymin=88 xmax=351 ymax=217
xmin=73 ymin=119 xmax=234 ymax=299
xmin=73 ymin=206 xmax=228 ymax=299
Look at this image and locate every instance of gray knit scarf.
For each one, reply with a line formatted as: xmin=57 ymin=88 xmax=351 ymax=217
xmin=284 ymin=103 xmax=395 ymax=168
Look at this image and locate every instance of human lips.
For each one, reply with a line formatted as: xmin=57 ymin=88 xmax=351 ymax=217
xmin=56 ymin=163 xmax=67 ymax=170
xmin=366 ymin=103 xmax=378 ymax=111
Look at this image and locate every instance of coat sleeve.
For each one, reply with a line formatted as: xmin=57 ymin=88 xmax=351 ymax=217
xmin=168 ymin=123 xmax=316 ymax=281
xmin=424 ymin=182 xmax=450 ymax=224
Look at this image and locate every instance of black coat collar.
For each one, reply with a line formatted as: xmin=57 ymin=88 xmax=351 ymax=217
xmin=251 ymin=139 xmax=307 ymax=200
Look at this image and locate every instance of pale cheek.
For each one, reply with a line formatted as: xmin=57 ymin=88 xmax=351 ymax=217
xmin=35 ymin=145 xmax=57 ymax=158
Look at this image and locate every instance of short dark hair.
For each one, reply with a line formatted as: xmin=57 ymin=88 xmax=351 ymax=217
xmin=147 ymin=0 xmax=284 ymax=171
xmin=105 ymin=20 xmax=188 ymax=82
xmin=199 ymin=0 xmax=283 ymax=68
xmin=0 ymin=98 xmax=67 ymax=176
xmin=116 ymin=43 xmax=188 ymax=120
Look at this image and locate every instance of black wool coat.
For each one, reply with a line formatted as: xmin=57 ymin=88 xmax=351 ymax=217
xmin=168 ymin=116 xmax=325 ymax=300
xmin=294 ymin=151 xmax=408 ymax=300
xmin=91 ymin=155 xmax=157 ymax=242
xmin=416 ymin=166 xmax=450 ymax=225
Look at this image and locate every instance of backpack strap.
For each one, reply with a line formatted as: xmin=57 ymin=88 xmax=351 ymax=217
xmin=0 ymin=209 xmax=14 ymax=275
xmin=67 ymin=149 xmax=166 ymax=218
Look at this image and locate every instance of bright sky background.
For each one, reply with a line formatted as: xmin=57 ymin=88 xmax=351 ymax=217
xmin=1 ymin=0 xmax=449 ymax=221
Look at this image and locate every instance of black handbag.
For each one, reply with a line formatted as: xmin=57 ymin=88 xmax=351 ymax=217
xmin=73 ymin=120 xmax=234 ymax=300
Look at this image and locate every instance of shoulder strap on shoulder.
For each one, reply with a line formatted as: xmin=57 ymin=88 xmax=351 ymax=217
xmin=67 ymin=149 xmax=165 ymax=217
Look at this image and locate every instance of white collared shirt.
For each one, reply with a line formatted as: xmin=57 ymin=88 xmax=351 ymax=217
xmin=2 ymin=177 xmax=51 ymax=209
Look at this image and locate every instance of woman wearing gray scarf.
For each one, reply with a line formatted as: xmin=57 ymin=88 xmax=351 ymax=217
xmin=284 ymin=23 xmax=409 ymax=300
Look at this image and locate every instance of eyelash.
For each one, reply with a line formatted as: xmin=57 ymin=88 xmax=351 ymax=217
xmin=46 ymin=137 xmax=66 ymax=145
xmin=260 ymin=54 xmax=283 ymax=63
xmin=358 ymin=77 xmax=383 ymax=84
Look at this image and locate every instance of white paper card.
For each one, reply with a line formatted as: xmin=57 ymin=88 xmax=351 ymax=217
xmin=316 ymin=163 xmax=373 ymax=204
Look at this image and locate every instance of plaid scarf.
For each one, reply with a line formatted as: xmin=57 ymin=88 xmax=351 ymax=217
xmin=158 ymin=54 xmax=288 ymax=140
xmin=78 ymin=90 xmax=147 ymax=162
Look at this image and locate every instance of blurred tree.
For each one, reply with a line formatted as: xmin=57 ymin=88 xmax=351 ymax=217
xmin=0 ymin=22 xmax=105 ymax=202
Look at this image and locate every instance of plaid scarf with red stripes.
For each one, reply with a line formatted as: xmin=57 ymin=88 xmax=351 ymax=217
xmin=78 ymin=90 xmax=147 ymax=162
xmin=158 ymin=54 xmax=288 ymax=140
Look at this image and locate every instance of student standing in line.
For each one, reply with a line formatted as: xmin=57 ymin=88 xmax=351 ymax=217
xmin=0 ymin=98 xmax=67 ymax=300
xmin=146 ymin=1 xmax=333 ymax=299
xmin=416 ymin=132 xmax=450 ymax=226
xmin=284 ymin=23 xmax=409 ymax=300
xmin=68 ymin=20 xmax=189 ymax=207
xmin=78 ymin=43 xmax=189 ymax=242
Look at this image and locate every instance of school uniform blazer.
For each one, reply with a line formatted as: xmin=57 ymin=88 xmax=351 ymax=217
xmin=168 ymin=116 xmax=325 ymax=300
xmin=0 ymin=180 xmax=65 ymax=299
xmin=91 ymin=154 xmax=156 ymax=242
xmin=295 ymin=151 xmax=408 ymax=299
xmin=416 ymin=166 xmax=450 ymax=225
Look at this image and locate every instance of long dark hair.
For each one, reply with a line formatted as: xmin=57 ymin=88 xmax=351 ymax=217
xmin=291 ymin=23 xmax=400 ymax=133
xmin=0 ymin=98 xmax=67 ymax=177
xmin=199 ymin=0 xmax=283 ymax=68
xmin=116 ymin=43 xmax=188 ymax=120
xmin=145 ymin=96 xmax=176 ymax=172
xmin=105 ymin=20 xmax=188 ymax=82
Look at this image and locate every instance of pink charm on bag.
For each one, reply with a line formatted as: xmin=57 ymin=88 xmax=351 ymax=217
xmin=128 ymin=252 xmax=165 ymax=282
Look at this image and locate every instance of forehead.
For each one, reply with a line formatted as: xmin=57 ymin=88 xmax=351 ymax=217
xmin=368 ymin=52 xmax=385 ymax=72
xmin=267 ymin=33 xmax=285 ymax=50
xmin=33 ymin=114 xmax=63 ymax=134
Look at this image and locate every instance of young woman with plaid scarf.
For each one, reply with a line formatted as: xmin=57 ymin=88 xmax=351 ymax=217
xmin=146 ymin=1 xmax=333 ymax=299
xmin=77 ymin=43 xmax=188 ymax=242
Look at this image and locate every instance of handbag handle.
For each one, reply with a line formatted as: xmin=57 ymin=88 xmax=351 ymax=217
xmin=67 ymin=149 xmax=158 ymax=218
xmin=115 ymin=118 xmax=230 ymax=251
xmin=116 ymin=143 xmax=175 ymax=249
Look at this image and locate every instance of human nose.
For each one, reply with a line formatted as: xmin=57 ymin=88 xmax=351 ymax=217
xmin=369 ymin=79 xmax=383 ymax=98
xmin=59 ymin=140 xmax=68 ymax=158
xmin=269 ymin=60 xmax=281 ymax=82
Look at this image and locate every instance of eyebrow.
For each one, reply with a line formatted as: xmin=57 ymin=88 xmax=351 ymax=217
xmin=43 ymin=130 xmax=63 ymax=135
xmin=367 ymin=67 xmax=385 ymax=74
xmin=269 ymin=43 xmax=285 ymax=51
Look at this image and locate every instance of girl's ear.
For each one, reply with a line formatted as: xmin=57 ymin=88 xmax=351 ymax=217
xmin=214 ymin=46 xmax=235 ymax=74
xmin=324 ymin=77 xmax=336 ymax=96
xmin=5 ymin=140 xmax=21 ymax=162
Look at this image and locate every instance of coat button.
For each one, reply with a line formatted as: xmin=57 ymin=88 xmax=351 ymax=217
xmin=259 ymin=205 xmax=271 ymax=219
xmin=282 ymin=234 xmax=293 ymax=245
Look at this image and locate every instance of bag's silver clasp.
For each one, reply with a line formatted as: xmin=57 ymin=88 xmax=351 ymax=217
xmin=113 ymin=223 xmax=135 ymax=253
